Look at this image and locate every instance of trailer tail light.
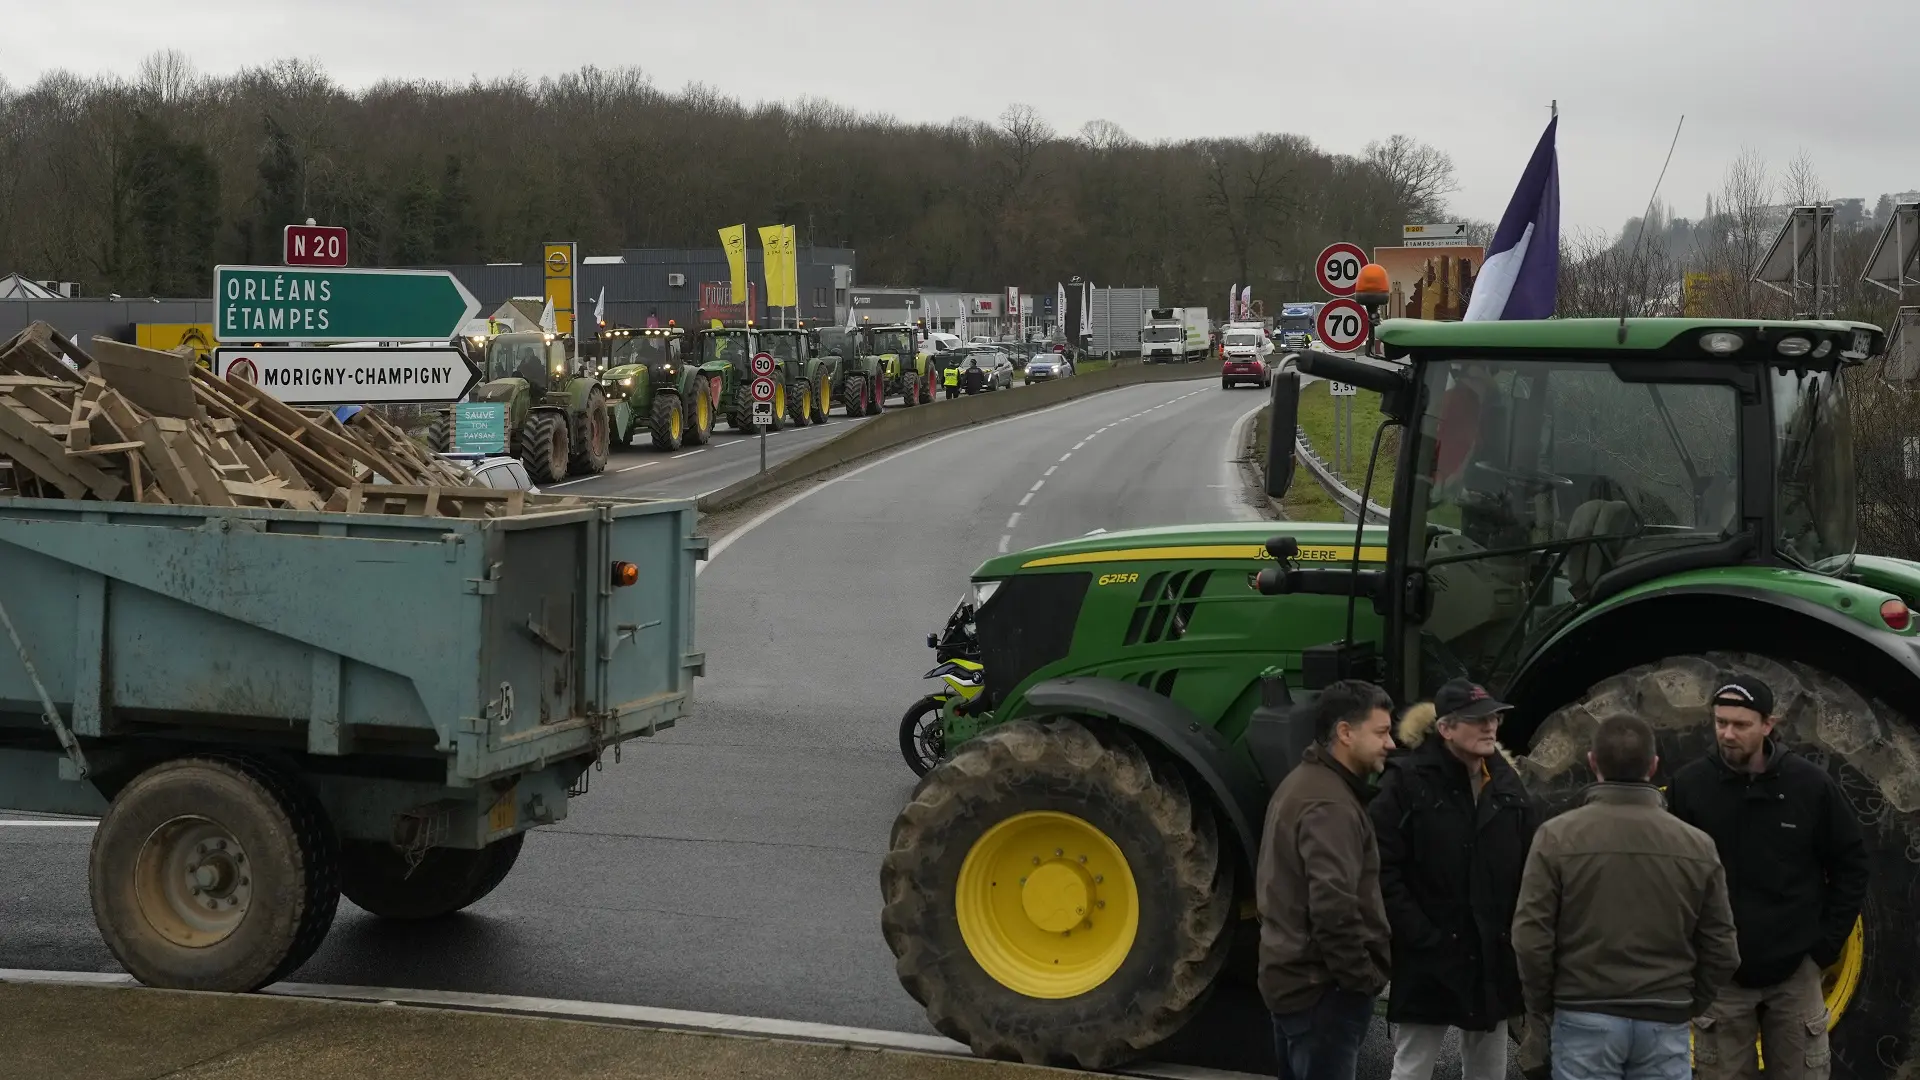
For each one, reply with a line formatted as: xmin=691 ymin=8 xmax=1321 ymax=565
xmin=1881 ymin=598 xmax=1911 ymax=631
xmin=611 ymin=561 xmax=639 ymax=588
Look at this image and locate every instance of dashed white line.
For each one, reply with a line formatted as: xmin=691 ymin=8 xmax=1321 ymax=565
xmin=1059 ymin=452 xmax=1072 ymax=461
xmin=1072 ymin=441 xmax=1087 ymax=450
xmin=1018 ymin=492 xmax=1034 ymax=506
xmin=997 ymin=534 xmax=1011 ymax=553
xmin=1005 ymin=513 xmax=1020 ymax=528
xmin=1044 ymin=465 xmax=1058 ymax=477
xmin=1029 ymin=480 xmax=1045 ymax=492
xmin=616 ymin=462 xmax=656 ymax=473
xmin=673 ymin=448 xmax=707 ymax=458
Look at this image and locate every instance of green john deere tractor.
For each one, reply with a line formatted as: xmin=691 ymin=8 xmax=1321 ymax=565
xmin=694 ymin=325 xmax=786 ymax=434
xmin=881 ymin=316 xmax=1918 ymax=1075
xmin=427 ymin=330 xmax=609 ymax=483
xmin=596 ymin=325 xmax=714 ymax=451
xmin=756 ymin=325 xmax=834 ymax=428
xmin=829 ymin=321 xmax=900 ymax=416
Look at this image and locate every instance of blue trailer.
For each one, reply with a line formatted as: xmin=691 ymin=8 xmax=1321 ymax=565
xmin=0 ymin=493 xmax=703 ymax=991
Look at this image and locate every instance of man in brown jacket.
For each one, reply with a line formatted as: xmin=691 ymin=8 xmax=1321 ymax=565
xmin=1258 ymin=679 xmax=1397 ymax=1080
xmin=1511 ymin=714 xmax=1739 ymax=1080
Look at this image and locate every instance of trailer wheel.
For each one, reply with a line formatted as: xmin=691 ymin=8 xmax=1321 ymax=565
xmin=89 ymin=755 xmax=340 ymax=992
xmin=339 ymin=833 xmax=527 ymax=920
xmin=1521 ymin=652 xmax=1920 ymax=1078
xmin=648 ymin=392 xmax=684 ymax=451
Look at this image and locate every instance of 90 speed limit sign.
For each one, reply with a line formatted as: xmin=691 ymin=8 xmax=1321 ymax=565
xmin=1315 ymin=298 xmax=1369 ymax=352
xmin=751 ymin=351 xmax=775 ymax=377
xmin=1314 ymin=242 xmax=1368 ymax=297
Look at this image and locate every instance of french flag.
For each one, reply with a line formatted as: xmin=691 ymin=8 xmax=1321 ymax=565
xmin=1464 ymin=116 xmax=1560 ymax=321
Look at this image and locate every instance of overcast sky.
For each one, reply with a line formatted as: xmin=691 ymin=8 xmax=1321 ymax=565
xmin=10 ymin=0 xmax=1917 ymax=236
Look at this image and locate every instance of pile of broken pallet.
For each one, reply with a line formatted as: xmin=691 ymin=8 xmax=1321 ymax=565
xmin=0 ymin=323 xmax=569 ymax=518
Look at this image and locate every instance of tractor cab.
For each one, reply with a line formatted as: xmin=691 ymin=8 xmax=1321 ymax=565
xmin=859 ymin=324 xmax=917 ymax=362
xmin=697 ymin=325 xmax=755 ymax=379
xmin=1261 ymin=318 xmax=1885 ymax=706
xmin=472 ymin=330 xmax=571 ymax=404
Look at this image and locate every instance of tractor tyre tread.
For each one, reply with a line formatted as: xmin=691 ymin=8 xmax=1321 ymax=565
xmin=841 ymin=375 xmax=867 ymax=418
xmin=880 ymin=717 xmax=1231 ymax=1069
xmin=568 ymin=390 xmax=610 ymax=474
xmin=520 ymin=412 xmax=567 ymax=485
xmin=424 ymin=416 xmax=450 ymax=454
xmin=647 ymin=392 xmax=683 ymax=451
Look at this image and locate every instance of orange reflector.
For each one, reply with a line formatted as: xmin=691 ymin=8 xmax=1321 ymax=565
xmin=1882 ymin=598 xmax=1911 ymax=631
xmin=611 ymin=561 xmax=639 ymax=588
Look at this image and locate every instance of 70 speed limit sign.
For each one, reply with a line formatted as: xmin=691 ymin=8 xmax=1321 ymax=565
xmin=1314 ymin=242 xmax=1368 ymax=297
xmin=1315 ymin=298 xmax=1370 ymax=352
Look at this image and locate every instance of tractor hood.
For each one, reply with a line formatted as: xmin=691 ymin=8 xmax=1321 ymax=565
xmin=973 ymin=521 xmax=1389 ymax=579
xmin=472 ymin=378 xmax=528 ymax=404
xmin=1848 ymin=555 xmax=1920 ymax=607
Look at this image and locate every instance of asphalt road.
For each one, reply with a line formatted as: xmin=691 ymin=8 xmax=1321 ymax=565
xmin=546 ymin=405 xmax=874 ymax=501
xmin=0 ymin=376 xmax=1496 ymax=1077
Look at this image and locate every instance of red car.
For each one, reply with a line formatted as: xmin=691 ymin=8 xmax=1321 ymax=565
xmin=1220 ymin=349 xmax=1270 ymax=389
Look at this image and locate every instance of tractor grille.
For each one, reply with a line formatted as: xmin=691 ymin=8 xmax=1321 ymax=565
xmin=1123 ymin=570 xmax=1213 ymax=646
xmin=978 ymin=572 xmax=1091 ymax=705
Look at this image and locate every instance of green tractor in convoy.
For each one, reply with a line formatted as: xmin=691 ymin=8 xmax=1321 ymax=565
xmin=428 ymin=329 xmax=609 ymax=483
xmin=693 ymin=324 xmax=798 ymax=434
xmin=828 ymin=321 xmax=913 ymax=416
xmin=756 ymin=324 xmax=836 ymax=427
xmin=595 ymin=325 xmax=714 ymax=451
xmin=882 ymin=316 xmax=1918 ymax=1076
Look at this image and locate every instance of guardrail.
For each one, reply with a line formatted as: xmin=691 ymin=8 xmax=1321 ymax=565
xmin=1292 ymin=429 xmax=1390 ymax=523
xmin=696 ymin=361 xmax=1213 ymax=513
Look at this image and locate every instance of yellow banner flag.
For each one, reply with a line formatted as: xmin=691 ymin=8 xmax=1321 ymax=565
xmin=780 ymin=225 xmax=800 ymax=308
xmin=758 ymin=224 xmax=787 ymax=312
xmin=719 ymin=224 xmax=747 ymax=304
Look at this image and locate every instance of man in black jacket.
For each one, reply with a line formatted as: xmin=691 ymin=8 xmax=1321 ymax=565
xmin=1369 ymin=679 xmax=1539 ymax=1080
xmin=1669 ymin=673 xmax=1870 ymax=1080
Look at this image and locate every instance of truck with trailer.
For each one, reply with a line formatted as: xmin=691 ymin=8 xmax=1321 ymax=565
xmin=1276 ymin=302 xmax=1321 ymax=350
xmin=1140 ymin=307 xmax=1208 ymax=363
xmin=881 ymin=315 xmax=1916 ymax=1075
xmin=0 ymin=490 xmax=704 ymax=992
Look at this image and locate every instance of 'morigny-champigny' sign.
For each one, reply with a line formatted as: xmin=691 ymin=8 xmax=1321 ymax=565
xmin=213 ymin=265 xmax=481 ymax=343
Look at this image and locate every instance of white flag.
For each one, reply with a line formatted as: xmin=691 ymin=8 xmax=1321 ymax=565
xmin=593 ymin=286 xmax=606 ymax=326
xmin=539 ymin=298 xmax=557 ymax=334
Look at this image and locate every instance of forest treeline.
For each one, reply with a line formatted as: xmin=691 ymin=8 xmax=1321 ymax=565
xmin=0 ymin=52 xmax=1459 ymax=302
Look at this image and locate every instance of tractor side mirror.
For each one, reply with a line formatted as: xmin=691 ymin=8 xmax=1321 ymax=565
xmin=1265 ymin=368 xmax=1301 ymax=498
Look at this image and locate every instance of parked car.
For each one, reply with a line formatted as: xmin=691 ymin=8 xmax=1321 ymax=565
xmin=440 ymin=452 xmax=542 ymax=494
xmin=1024 ymin=352 xmax=1072 ymax=384
xmin=957 ymin=347 xmax=1016 ymax=391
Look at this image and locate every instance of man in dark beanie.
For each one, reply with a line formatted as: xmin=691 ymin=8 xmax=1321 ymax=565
xmin=1669 ymin=673 xmax=1869 ymax=1080
xmin=1370 ymin=678 xmax=1539 ymax=1080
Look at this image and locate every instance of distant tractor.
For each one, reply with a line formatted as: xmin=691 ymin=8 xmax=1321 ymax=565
xmin=428 ymin=330 xmax=608 ymax=484
xmin=596 ymin=325 xmax=714 ymax=451
xmin=830 ymin=322 xmax=894 ymax=416
xmin=756 ymin=325 xmax=835 ymax=427
xmin=882 ymin=315 xmax=1918 ymax=1075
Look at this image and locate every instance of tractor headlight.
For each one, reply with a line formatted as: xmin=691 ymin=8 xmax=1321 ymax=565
xmin=1698 ymin=332 xmax=1744 ymax=355
xmin=972 ymin=580 xmax=1001 ymax=608
xmin=1775 ymin=336 xmax=1813 ymax=358
xmin=621 ymin=377 xmax=634 ymax=387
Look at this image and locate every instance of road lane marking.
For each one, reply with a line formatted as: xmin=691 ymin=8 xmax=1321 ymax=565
xmin=1018 ymin=492 xmax=1034 ymax=506
xmin=1059 ymin=453 xmax=1072 ymax=461
xmin=1072 ymin=441 xmax=1086 ymax=450
xmin=546 ymin=476 xmax=596 ymax=488
xmin=673 ymin=449 xmax=707 ymax=458
xmin=1006 ymin=513 xmax=1020 ymax=528
xmin=1044 ymin=466 xmax=1057 ymax=477
xmin=1029 ymin=480 xmax=1044 ymax=492
xmin=0 ymin=819 xmax=95 ymax=827
xmin=998 ymin=535 xmax=1011 ymax=553
xmin=617 ymin=462 xmax=656 ymax=473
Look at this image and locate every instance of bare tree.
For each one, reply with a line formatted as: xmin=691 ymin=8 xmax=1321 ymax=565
xmin=1690 ymin=147 xmax=1781 ymax=319
xmin=1363 ymin=134 xmax=1457 ymax=221
xmin=136 ymin=49 xmax=199 ymax=107
xmin=1201 ymin=134 xmax=1310 ymax=287
xmin=1783 ymin=147 xmax=1827 ymax=206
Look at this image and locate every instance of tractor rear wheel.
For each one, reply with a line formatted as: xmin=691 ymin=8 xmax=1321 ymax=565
xmin=1521 ymin=652 xmax=1920 ymax=1077
xmin=520 ymin=411 xmax=568 ymax=485
xmin=815 ymin=378 xmax=833 ymax=424
xmin=768 ymin=380 xmax=786 ymax=432
xmin=339 ymin=833 xmax=526 ymax=920
xmin=648 ymin=392 xmax=684 ymax=451
xmin=568 ymin=388 xmax=610 ymax=475
xmin=424 ymin=414 xmax=450 ymax=453
xmin=841 ymin=375 xmax=868 ymax=417
xmin=867 ymin=373 xmax=886 ymax=416
xmin=881 ymin=717 xmax=1234 ymax=1069
xmin=685 ymin=379 xmax=713 ymax=445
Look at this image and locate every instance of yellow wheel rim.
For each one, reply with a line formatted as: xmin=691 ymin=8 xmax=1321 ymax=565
xmin=820 ymin=381 xmax=831 ymax=414
xmin=669 ymin=403 xmax=683 ymax=441
xmin=955 ymin=811 xmax=1139 ymax=999
xmin=775 ymin=381 xmax=786 ymax=416
xmin=696 ymin=387 xmax=711 ymax=430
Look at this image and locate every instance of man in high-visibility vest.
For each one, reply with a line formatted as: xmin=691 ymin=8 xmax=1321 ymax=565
xmin=943 ymin=361 xmax=960 ymax=399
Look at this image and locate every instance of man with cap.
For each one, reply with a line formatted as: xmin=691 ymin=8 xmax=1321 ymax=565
xmin=1369 ymin=678 xmax=1539 ymax=1080
xmin=1667 ymin=673 xmax=1870 ymax=1080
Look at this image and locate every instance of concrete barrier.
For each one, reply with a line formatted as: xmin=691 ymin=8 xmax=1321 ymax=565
xmin=697 ymin=362 xmax=1213 ymax=512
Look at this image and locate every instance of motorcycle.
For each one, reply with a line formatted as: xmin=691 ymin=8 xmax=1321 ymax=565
xmin=899 ymin=599 xmax=985 ymax=776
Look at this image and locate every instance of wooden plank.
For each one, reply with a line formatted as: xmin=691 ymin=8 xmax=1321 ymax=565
xmin=227 ymin=435 xmax=275 ymax=481
xmin=263 ymin=449 xmax=314 ymax=492
xmin=0 ymin=429 xmax=88 ymax=498
xmin=0 ymin=401 xmax=125 ymax=500
xmin=87 ymin=337 xmax=202 ymax=419
xmin=12 ymin=386 xmax=74 ymax=425
xmin=132 ymin=419 xmax=199 ymax=504
xmin=0 ymin=376 xmax=80 ymax=389
xmin=165 ymin=431 xmax=235 ymax=507
xmin=0 ymin=324 xmax=84 ymax=383
xmin=66 ymin=440 xmax=146 ymax=458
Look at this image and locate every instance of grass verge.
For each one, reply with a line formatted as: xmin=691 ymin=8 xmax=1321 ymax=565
xmin=1251 ymin=404 xmax=1346 ymax=522
xmin=1295 ymin=379 xmax=1397 ymax=506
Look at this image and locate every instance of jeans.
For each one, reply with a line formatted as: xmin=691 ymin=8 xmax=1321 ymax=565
xmin=1391 ymin=1021 xmax=1509 ymax=1080
xmin=1273 ymin=987 xmax=1376 ymax=1080
xmin=1551 ymin=1010 xmax=1689 ymax=1080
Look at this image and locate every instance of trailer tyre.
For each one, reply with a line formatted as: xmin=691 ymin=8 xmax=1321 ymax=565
xmin=89 ymin=755 xmax=340 ymax=992
xmin=520 ymin=411 xmax=568 ymax=485
xmin=1521 ymin=652 xmax=1920 ymax=1077
xmin=339 ymin=832 xmax=527 ymax=920
xmin=648 ymin=392 xmax=684 ymax=451
xmin=881 ymin=718 xmax=1234 ymax=1068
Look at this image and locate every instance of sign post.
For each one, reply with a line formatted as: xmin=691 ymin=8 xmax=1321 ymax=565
xmin=213 ymin=346 xmax=481 ymax=405
xmin=213 ymin=266 xmax=480 ymax=343
xmin=750 ymin=352 xmax=776 ymax=472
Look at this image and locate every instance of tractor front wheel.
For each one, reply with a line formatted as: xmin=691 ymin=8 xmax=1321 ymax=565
xmin=867 ymin=374 xmax=886 ymax=416
xmin=841 ymin=375 xmax=868 ymax=417
xmin=903 ymin=372 xmax=921 ymax=407
xmin=1521 ymin=652 xmax=1920 ymax=1074
xmin=568 ymin=388 xmax=610 ymax=475
xmin=424 ymin=414 xmax=451 ymax=453
xmin=520 ymin=411 xmax=568 ymax=485
xmin=815 ymin=378 xmax=833 ymax=424
xmin=648 ymin=392 xmax=684 ymax=451
xmin=881 ymin=718 xmax=1234 ymax=1069
xmin=685 ymin=379 xmax=714 ymax=445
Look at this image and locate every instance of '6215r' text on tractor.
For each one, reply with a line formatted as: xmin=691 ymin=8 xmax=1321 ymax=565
xmin=881 ymin=315 xmax=1920 ymax=1078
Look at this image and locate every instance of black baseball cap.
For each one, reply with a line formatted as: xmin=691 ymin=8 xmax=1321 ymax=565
xmin=1435 ymin=678 xmax=1511 ymax=721
xmin=1713 ymin=674 xmax=1774 ymax=717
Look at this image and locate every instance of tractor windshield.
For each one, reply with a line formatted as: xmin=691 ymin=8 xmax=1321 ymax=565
xmin=612 ymin=336 xmax=674 ymax=369
xmin=701 ymin=332 xmax=748 ymax=369
xmin=486 ymin=338 xmax=551 ymax=386
xmin=1772 ymin=368 xmax=1856 ymax=573
xmin=1403 ymin=357 xmax=1742 ymax=693
xmin=762 ymin=334 xmax=800 ymax=363
xmin=871 ymin=330 xmax=915 ymax=355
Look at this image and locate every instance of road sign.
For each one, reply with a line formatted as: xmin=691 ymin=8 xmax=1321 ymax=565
xmin=214 ymin=265 xmax=480 ymax=343
xmin=751 ymin=400 xmax=774 ymax=425
xmin=1315 ymin=298 xmax=1369 ymax=352
xmin=1402 ymin=223 xmax=1468 ymax=248
xmin=452 ymin=402 xmax=508 ymax=454
xmin=750 ymin=375 xmax=776 ymax=403
xmin=1328 ymin=382 xmax=1358 ymax=397
xmin=214 ymin=346 xmax=481 ymax=405
xmin=1314 ymin=243 xmax=1368 ymax=297
xmin=750 ymin=351 xmax=775 ymax=376
xmin=283 ymin=225 xmax=348 ymax=267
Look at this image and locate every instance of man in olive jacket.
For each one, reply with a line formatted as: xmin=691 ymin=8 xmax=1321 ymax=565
xmin=1370 ymin=680 xmax=1540 ymax=1080
xmin=1258 ymin=680 xmax=1397 ymax=1080
xmin=1512 ymin=714 xmax=1739 ymax=1078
